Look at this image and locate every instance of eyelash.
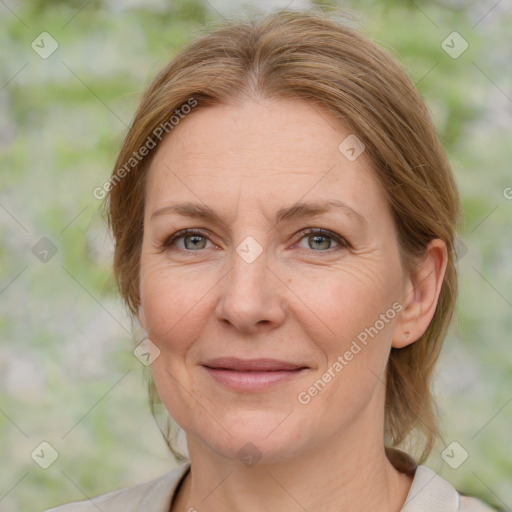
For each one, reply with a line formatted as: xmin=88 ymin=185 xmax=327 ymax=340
xmin=161 ymin=228 xmax=349 ymax=254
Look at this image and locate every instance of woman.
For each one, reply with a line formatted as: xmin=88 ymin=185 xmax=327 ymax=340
xmin=47 ymin=8 xmax=495 ymax=512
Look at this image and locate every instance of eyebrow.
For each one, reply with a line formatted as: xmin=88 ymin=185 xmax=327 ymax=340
xmin=150 ymin=200 xmax=368 ymax=228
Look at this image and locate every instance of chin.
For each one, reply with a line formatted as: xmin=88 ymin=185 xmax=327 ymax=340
xmin=207 ymin=435 xmax=303 ymax=467
xmin=186 ymin=413 xmax=308 ymax=466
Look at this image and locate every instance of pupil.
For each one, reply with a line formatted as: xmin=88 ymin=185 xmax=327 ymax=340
xmin=186 ymin=235 xmax=204 ymax=249
xmin=311 ymin=235 xmax=329 ymax=250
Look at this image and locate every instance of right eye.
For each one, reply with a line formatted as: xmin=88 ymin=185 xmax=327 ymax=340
xmin=162 ymin=229 xmax=214 ymax=252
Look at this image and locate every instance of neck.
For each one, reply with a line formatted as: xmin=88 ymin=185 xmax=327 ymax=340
xmin=172 ymin=422 xmax=413 ymax=512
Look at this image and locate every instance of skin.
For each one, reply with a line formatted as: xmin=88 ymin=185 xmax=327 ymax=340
xmin=138 ymin=96 xmax=448 ymax=512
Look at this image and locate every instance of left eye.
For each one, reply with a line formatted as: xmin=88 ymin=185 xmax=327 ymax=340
xmin=295 ymin=228 xmax=347 ymax=251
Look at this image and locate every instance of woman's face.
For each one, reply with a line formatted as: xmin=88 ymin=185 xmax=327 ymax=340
xmin=139 ymin=97 xmax=409 ymax=464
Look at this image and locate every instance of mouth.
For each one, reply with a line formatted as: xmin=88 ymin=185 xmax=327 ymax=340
xmin=201 ymin=357 xmax=309 ymax=392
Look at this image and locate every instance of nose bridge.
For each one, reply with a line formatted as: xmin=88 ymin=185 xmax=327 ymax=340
xmin=215 ymin=232 xmax=286 ymax=331
xmin=228 ymin=233 xmax=269 ymax=300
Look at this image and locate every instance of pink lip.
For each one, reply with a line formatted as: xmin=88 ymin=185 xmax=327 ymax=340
xmin=202 ymin=357 xmax=307 ymax=371
xmin=201 ymin=358 xmax=309 ymax=392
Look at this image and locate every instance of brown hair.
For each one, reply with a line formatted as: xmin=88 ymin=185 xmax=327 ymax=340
xmin=107 ymin=8 xmax=462 ymax=463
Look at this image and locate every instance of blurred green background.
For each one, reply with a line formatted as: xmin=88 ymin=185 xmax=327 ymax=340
xmin=1 ymin=0 xmax=511 ymax=510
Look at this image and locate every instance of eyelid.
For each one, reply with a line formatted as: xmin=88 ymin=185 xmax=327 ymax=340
xmin=293 ymin=227 xmax=350 ymax=251
xmin=161 ymin=228 xmax=214 ymax=250
xmin=161 ymin=227 xmax=349 ymax=252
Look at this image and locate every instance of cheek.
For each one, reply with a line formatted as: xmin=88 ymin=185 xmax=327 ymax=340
xmin=295 ymin=263 xmax=402 ymax=414
xmin=299 ymin=270 xmax=398 ymax=410
xmin=139 ymin=255 xmax=212 ymax=349
xmin=296 ymin=263 xmax=394 ymax=346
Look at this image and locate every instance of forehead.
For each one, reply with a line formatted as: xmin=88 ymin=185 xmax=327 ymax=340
xmin=145 ymin=97 xmax=386 ymax=223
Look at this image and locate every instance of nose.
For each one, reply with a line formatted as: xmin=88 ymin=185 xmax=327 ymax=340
xmin=215 ymin=241 xmax=287 ymax=334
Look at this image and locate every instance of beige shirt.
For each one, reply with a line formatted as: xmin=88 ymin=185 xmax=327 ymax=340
xmin=45 ymin=460 xmax=495 ymax=511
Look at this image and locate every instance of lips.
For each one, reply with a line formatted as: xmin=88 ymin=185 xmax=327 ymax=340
xmin=201 ymin=357 xmax=309 ymax=391
xmin=202 ymin=357 xmax=308 ymax=372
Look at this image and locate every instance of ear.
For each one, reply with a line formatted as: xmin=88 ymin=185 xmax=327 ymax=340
xmin=392 ymin=238 xmax=449 ymax=349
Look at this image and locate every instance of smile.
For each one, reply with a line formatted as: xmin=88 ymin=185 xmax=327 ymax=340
xmin=202 ymin=367 xmax=308 ymax=392
xmin=200 ymin=357 xmax=309 ymax=392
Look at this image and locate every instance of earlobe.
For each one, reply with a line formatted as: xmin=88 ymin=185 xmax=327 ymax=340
xmin=392 ymin=239 xmax=448 ymax=349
